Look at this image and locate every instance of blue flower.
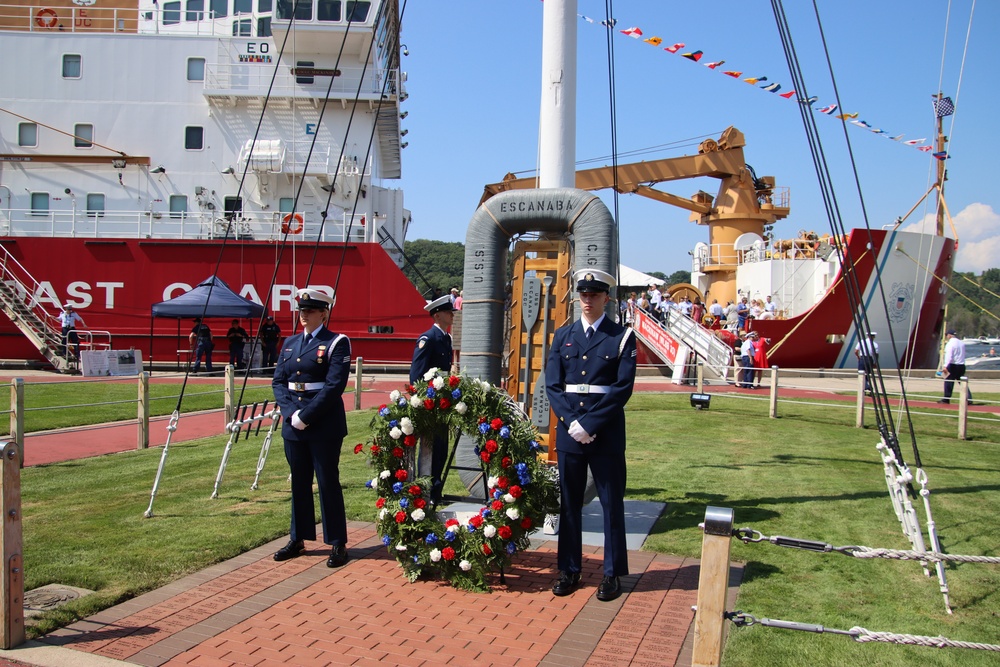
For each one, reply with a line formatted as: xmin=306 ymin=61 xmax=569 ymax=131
xmin=493 ymin=489 xmax=502 ymax=499
xmin=467 ymin=524 xmax=476 ymax=532
xmin=382 ymin=535 xmax=391 ymax=546
xmin=474 ymin=446 xmax=481 ymax=455
xmin=365 ymin=479 xmax=373 ymax=488
xmin=399 ymin=497 xmax=409 ymax=509
xmin=499 ymin=426 xmax=511 ymax=439
xmin=378 ymin=407 xmax=390 ymax=417
xmin=398 ymin=398 xmax=408 ymax=407
xmin=413 ymin=555 xmax=419 ymax=563
xmin=425 ymin=533 xmax=438 ymax=545
xmin=516 ymin=462 xmax=528 ymax=474
xmin=481 ymin=509 xmax=492 ymax=518
xmin=506 ymin=542 xmax=517 ymax=555
xmin=392 ymin=482 xmax=403 ymax=494
xmin=451 ymin=389 xmax=461 ymax=399
xmin=444 ymin=530 xmax=456 ymax=542
xmin=389 ymin=419 xmax=399 ymax=428
xmin=530 ymin=440 xmax=541 ymax=451
xmin=478 ymin=423 xmax=489 ymax=434
xmin=426 ymin=387 xmax=436 ymax=398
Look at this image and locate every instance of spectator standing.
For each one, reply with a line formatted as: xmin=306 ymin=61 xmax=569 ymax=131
xmin=226 ymin=319 xmax=249 ymax=369
xmin=59 ymin=304 xmax=86 ymax=359
xmin=709 ymin=299 xmax=724 ymax=322
xmin=691 ymin=297 xmax=705 ymax=325
xmin=939 ymin=329 xmax=972 ymax=405
xmin=751 ymin=331 xmax=771 ymax=389
xmin=648 ymin=284 xmax=663 ymax=321
xmin=739 ymin=333 xmax=755 ymax=388
xmin=736 ymin=297 xmax=750 ymax=331
xmin=854 ymin=332 xmax=879 ymax=393
xmin=764 ymin=295 xmax=778 ymax=317
xmin=260 ymin=315 xmax=282 ymax=369
xmin=189 ymin=318 xmax=214 ymax=373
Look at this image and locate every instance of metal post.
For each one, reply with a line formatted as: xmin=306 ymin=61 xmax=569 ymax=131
xmin=355 ymin=357 xmax=364 ymax=411
xmin=856 ymin=371 xmax=865 ymax=429
xmin=957 ymin=377 xmax=968 ymax=441
xmin=693 ymin=506 xmax=733 ymax=667
xmin=768 ymin=366 xmax=779 ymax=419
xmin=0 ymin=442 xmax=25 ymax=649
xmin=225 ymin=364 xmax=235 ymax=425
xmin=137 ymin=371 xmax=150 ymax=450
xmin=696 ymin=361 xmax=704 ymax=394
xmin=8 ymin=381 xmax=23 ymax=469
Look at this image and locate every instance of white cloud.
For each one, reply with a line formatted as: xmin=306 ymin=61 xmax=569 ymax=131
xmin=899 ymin=202 xmax=1000 ymax=273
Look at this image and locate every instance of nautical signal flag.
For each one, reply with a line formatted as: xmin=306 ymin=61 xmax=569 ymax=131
xmin=933 ymin=151 xmax=949 ymax=160
xmin=934 ymin=96 xmax=955 ymax=118
xmin=761 ymin=83 xmax=781 ymax=93
xmin=682 ymin=50 xmax=703 ymax=61
xmin=620 ymin=26 xmax=643 ymax=38
xmin=644 ymin=36 xmax=663 ymax=46
xmin=704 ymin=60 xmax=725 ymax=69
xmin=664 ymin=42 xmax=684 ymax=53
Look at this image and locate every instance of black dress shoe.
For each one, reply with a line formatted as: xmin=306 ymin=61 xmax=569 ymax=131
xmin=596 ymin=576 xmax=622 ymax=602
xmin=273 ymin=540 xmax=305 ymax=561
xmin=937 ymin=399 xmax=950 ymax=404
xmin=552 ymin=571 xmax=581 ymax=596
xmin=327 ymin=545 xmax=349 ymax=568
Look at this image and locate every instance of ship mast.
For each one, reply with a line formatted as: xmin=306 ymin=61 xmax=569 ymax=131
xmin=934 ymin=92 xmax=949 ymax=237
xmin=538 ymin=0 xmax=577 ymax=188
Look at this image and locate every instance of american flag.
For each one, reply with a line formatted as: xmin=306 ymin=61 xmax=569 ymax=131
xmin=934 ymin=96 xmax=955 ymax=118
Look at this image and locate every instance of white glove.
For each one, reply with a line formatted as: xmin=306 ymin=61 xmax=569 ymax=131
xmin=568 ymin=420 xmax=593 ymax=444
xmin=291 ymin=410 xmax=308 ymax=430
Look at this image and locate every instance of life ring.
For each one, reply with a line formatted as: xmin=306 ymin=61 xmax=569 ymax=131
xmin=281 ymin=213 xmax=303 ymax=234
xmin=35 ymin=8 xmax=58 ymax=28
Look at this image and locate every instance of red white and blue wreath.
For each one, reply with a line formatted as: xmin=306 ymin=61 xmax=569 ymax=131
xmin=355 ymin=368 xmax=559 ymax=592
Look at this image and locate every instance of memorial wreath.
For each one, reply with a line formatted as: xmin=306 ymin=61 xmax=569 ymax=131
xmin=355 ymin=368 xmax=559 ymax=591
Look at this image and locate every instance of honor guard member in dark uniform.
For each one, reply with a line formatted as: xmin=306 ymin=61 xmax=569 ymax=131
xmin=409 ymin=294 xmax=456 ymax=503
xmin=260 ymin=314 xmax=281 ymax=369
xmin=271 ymin=288 xmax=352 ymax=568
xmin=545 ymin=269 xmax=637 ymax=602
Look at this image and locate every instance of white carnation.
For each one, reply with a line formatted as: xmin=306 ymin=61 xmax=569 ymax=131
xmin=411 ymin=508 xmax=426 ymax=522
xmin=487 ymin=475 xmax=499 ymax=488
xmin=410 ymin=395 xmax=423 ymax=408
xmin=380 ymin=469 xmax=391 ymax=479
xmin=429 ymin=548 xmax=442 ymax=562
xmin=455 ymin=401 xmax=467 ymax=415
xmin=483 ymin=525 xmax=497 ymax=538
xmin=379 ymin=508 xmax=387 ymax=520
xmin=505 ymin=508 xmax=520 ymax=520
xmin=459 ymin=560 xmax=472 ymax=571
xmin=423 ymin=367 xmax=440 ymax=381
xmin=371 ymin=477 xmax=379 ymax=488
xmin=395 ymin=543 xmax=408 ymax=551
xmin=432 ymin=376 xmax=445 ymax=390
xmin=400 ymin=417 xmax=414 ymax=435
xmin=389 ymin=389 xmax=401 ymax=402
xmin=503 ymin=493 xmax=515 ymax=503
xmin=389 ymin=427 xmax=403 ymax=440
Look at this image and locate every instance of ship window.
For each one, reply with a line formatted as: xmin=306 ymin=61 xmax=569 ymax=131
xmin=234 ymin=0 xmax=251 ymax=13
xmin=186 ymin=0 xmax=204 ymax=22
xmin=62 ymin=54 xmax=82 ymax=79
xmin=257 ymin=0 xmax=271 ymax=11
xmin=276 ymin=0 xmax=311 ymax=21
xmin=30 ymin=192 xmax=49 ymax=216
xmin=187 ymin=57 xmax=206 ymax=81
xmin=86 ymin=193 xmax=105 ymax=218
xmin=317 ymin=0 xmax=340 ymax=22
xmin=223 ymin=196 xmax=243 ymax=220
xmin=295 ymin=60 xmax=314 ymax=84
xmin=279 ymin=197 xmax=293 ymax=213
xmin=232 ymin=18 xmax=252 ymax=35
xmin=185 ymin=126 xmax=204 ymax=150
xmin=169 ymin=195 xmax=188 ymax=218
xmin=74 ymin=124 xmax=93 ymax=148
xmin=346 ymin=1 xmax=370 ymax=21
xmin=18 ymin=123 xmax=37 ymax=147
xmin=210 ymin=0 xmax=228 ymax=19
xmin=257 ymin=16 xmax=271 ymax=36
xmin=163 ymin=1 xmax=182 ymax=24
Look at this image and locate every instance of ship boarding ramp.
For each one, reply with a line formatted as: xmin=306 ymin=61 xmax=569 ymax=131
xmin=631 ymin=308 xmax=733 ymax=382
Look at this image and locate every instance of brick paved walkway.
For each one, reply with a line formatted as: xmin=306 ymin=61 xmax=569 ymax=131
xmin=35 ymin=523 xmax=741 ymax=667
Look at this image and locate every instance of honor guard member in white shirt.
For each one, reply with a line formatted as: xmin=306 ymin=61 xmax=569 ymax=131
xmin=271 ymin=289 xmax=352 ymax=568
xmin=545 ymin=269 xmax=637 ymax=602
xmin=410 ymin=294 xmax=456 ymax=503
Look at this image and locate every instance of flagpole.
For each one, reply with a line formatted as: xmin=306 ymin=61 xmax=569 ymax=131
xmin=934 ymin=92 xmax=947 ymax=237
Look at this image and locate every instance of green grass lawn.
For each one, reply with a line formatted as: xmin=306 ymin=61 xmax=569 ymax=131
xmin=16 ymin=391 xmax=1000 ymax=666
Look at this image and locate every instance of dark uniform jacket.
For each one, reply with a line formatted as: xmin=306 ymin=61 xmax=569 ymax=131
xmin=409 ymin=324 xmax=452 ymax=384
xmin=272 ymin=326 xmax=351 ymax=442
xmin=545 ymin=317 xmax=637 ymax=455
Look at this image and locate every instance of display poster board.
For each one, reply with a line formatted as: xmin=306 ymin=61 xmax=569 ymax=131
xmin=81 ymin=350 xmax=143 ymax=377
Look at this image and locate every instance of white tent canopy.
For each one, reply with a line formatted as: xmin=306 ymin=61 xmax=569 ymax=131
xmin=618 ymin=264 xmax=664 ymax=288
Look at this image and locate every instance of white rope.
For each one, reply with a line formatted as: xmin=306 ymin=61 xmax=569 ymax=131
xmin=848 ymin=546 xmax=1000 ymax=565
xmin=851 ymin=627 xmax=1000 ymax=651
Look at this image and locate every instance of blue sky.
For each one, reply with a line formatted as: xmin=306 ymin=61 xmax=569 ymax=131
xmin=394 ymin=0 xmax=997 ymax=276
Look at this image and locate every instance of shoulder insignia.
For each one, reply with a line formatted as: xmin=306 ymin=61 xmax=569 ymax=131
xmin=418 ymin=339 xmax=426 ymax=349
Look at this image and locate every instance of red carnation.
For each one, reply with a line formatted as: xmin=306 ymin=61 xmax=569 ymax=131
xmin=394 ymin=511 xmax=406 ymax=523
xmin=498 ymin=525 xmax=512 ymax=539
xmin=490 ymin=418 xmax=503 ymax=430
xmin=501 ymin=456 xmax=512 ymax=468
xmin=480 ymin=451 xmax=491 ymax=463
xmin=423 ymin=398 xmax=435 ymax=410
xmin=482 ymin=544 xmax=492 ymax=555
xmin=469 ymin=515 xmax=484 ymax=528
xmin=439 ymin=398 xmax=451 ymax=410
xmin=414 ymin=498 xmax=427 ymax=509
xmin=408 ymin=485 xmax=421 ymax=495
xmin=497 ymin=476 xmax=509 ymax=489
xmin=371 ymin=444 xmax=381 ymax=454
xmin=445 ymin=518 xmax=460 ymax=528
xmin=375 ymin=497 xmax=385 ymax=508
xmin=520 ymin=517 xmax=533 ymax=530
xmin=491 ymin=500 xmax=503 ymax=511
xmin=395 ymin=469 xmax=408 ymax=481
xmin=478 ymin=416 xmax=488 ymax=424
xmin=353 ymin=443 xmax=364 ymax=454
xmin=392 ymin=447 xmax=404 ymax=458
xmin=509 ymin=485 xmax=522 ymax=498
xmin=404 ymin=434 xmax=417 ymax=447
xmin=442 ymin=546 xmax=456 ymax=560
xmin=406 ymin=384 xmax=415 ymax=393
xmin=449 ymin=375 xmax=461 ymax=388
xmin=485 ymin=439 xmax=499 ymax=453
xmin=378 ymin=404 xmax=387 ymax=411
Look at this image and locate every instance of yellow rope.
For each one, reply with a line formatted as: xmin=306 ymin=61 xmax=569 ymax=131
xmin=897 ymin=248 xmax=1000 ymax=324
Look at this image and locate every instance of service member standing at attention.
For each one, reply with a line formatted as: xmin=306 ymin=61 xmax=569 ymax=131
xmin=545 ymin=269 xmax=637 ymax=602
xmin=409 ymin=294 xmax=456 ymax=503
xmin=259 ymin=314 xmax=282 ymax=369
xmin=271 ymin=289 xmax=352 ymax=568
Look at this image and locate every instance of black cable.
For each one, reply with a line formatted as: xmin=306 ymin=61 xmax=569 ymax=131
xmin=603 ymin=1 xmax=622 ymax=289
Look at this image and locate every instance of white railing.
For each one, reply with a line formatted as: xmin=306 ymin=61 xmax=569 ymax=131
xmin=204 ymin=63 xmax=398 ymax=99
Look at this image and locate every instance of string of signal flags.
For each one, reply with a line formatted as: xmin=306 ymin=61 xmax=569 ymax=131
xmin=577 ymin=15 xmax=954 ymax=160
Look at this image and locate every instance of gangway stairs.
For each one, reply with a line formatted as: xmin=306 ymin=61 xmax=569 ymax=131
xmin=631 ymin=308 xmax=733 ymax=382
xmin=0 ymin=245 xmax=77 ymax=372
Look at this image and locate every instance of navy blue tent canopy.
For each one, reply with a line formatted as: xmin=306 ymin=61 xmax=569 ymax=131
xmin=151 ymin=276 xmax=265 ymax=319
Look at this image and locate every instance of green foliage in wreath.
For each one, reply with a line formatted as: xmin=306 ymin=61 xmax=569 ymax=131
xmin=355 ymin=368 xmax=559 ymax=592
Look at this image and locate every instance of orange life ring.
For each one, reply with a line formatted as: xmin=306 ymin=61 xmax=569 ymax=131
xmin=35 ymin=8 xmax=58 ymax=28
xmin=281 ymin=213 xmax=303 ymax=234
